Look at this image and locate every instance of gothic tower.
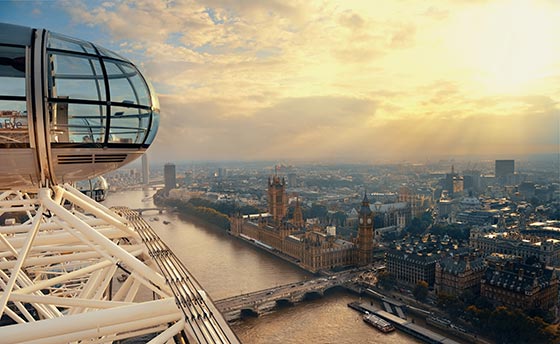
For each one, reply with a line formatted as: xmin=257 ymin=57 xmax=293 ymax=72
xmin=292 ymin=197 xmax=304 ymax=228
xmin=268 ymin=176 xmax=288 ymax=224
xmin=357 ymin=192 xmax=374 ymax=265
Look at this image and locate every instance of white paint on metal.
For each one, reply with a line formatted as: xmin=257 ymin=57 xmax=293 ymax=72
xmin=0 ymin=184 xmax=239 ymax=343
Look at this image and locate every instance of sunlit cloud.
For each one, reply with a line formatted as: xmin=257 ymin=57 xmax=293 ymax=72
xmin=57 ymin=0 xmax=560 ymax=162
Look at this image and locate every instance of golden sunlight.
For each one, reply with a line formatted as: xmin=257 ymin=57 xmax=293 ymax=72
xmin=449 ymin=0 xmax=558 ymax=94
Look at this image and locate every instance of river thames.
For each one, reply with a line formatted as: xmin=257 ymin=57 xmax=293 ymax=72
xmin=104 ymin=189 xmax=421 ymax=343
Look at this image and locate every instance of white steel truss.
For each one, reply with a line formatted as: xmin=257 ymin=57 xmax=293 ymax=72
xmin=0 ymin=184 xmax=239 ymax=344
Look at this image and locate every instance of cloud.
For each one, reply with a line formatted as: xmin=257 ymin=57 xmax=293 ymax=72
xmin=56 ymin=0 xmax=560 ymax=163
xmin=151 ymin=95 xmax=377 ymax=161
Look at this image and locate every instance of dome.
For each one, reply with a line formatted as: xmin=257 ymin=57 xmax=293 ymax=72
xmin=0 ymin=23 xmax=159 ymax=189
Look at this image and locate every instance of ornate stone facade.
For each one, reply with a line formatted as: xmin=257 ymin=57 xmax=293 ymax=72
xmin=435 ymin=254 xmax=486 ymax=297
xmin=357 ymin=193 xmax=374 ymax=265
xmin=386 ymin=249 xmax=439 ymax=286
xmin=230 ymin=179 xmax=376 ymax=272
xmin=481 ymin=256 xmax=558 ymax=311
xmin=470 ymin=230 xmax=560 ymax=267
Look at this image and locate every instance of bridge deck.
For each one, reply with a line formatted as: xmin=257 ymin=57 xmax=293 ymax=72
xmin=215 ymin=273 xmax=360 ymax=320
xmin=117 ymin=207 xmax=239 ymax=343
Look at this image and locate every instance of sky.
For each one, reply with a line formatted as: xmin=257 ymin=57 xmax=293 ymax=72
xmin=1 ymin=0 xmax=559 ymax=164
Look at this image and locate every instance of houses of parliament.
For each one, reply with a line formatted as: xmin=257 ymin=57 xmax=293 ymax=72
xmin=230 ymin=176 xmax=375 ymax=272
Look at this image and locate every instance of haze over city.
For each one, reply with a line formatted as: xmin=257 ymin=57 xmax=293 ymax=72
xmin=2 ymin=0 xmax=559 ymax=163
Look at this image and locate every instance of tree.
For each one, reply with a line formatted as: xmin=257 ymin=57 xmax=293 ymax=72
xmin=377 ymin=271 xmax=395 ymax=291
xmin=331 ymin=211 xmax=347 ymax=226
xmin=413 ymin=280 xmax=429 ymax=301
xmin=304 ymin=204 xmax=328 ymax=220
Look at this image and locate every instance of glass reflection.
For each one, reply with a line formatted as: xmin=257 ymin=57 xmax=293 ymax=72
xmin=0 ymin=45 xmax=25 ymax=96
xmin=48 ymin=33 xmax=96 ymax=54
xmin=108 ymin=106 xmax=149 ymax=144
xmin=50 ymin=102 xmax=105 ymax=144
xmin=49 ymin=53 xmax=105 ymax=101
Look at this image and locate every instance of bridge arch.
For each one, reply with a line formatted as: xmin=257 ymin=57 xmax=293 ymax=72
xmin=302 ymin=291 xmax=323 ymax=301
xmin=240 ymin=308 xmax=259 ymax=318
xmin=275 ymin=298 xmax=294 ymax=308
xmin=323 ymin=284 xmax=346 ymax=295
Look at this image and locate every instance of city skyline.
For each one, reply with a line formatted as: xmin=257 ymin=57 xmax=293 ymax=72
xmin=2 ymin=0 xmax=559 ymax=163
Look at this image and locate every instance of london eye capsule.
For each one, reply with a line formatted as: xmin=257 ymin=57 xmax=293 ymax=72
xmin=0 ymin=22 xmax=160 ymax=189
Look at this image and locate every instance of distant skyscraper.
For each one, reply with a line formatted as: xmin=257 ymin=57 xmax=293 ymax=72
xmin=164 ymin=163 xmax=176 ymax=191
xmin=495 ymin=160 xmax=514 ymax=179
xmin=443 ymin=165 xmax=462 ymax=197
xmin=287 ymin=173 xmax=297 ymax=187
xmin=142 ymin=155 xmax=149 ymax=185
xmin=463 ymin=170 xmax=481 ymax=193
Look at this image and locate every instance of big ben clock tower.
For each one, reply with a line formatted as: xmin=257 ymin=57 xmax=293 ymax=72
xmin=357 ymin=192 xmax=374 ymax=265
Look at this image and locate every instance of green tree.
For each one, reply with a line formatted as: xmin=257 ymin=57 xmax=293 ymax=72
xmin=413 ymin=280 xmax=429 ymax=301
xmin=331 ymin=211 xmax=347 ymax=226
xmin=377 ymin=271 xmax=395 ymax=291
xmin=304 ymin=204 xmax=328 ymax=219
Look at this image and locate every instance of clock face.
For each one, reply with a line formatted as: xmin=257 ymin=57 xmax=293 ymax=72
xmin=359 ymin=218 xmax=363 ymax=224
xmin=367 ymin=218 xmax=372 ymax=224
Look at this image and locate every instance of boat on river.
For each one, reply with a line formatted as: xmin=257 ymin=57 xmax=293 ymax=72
xmin=363 ymin=313 xmax=395 ymax=333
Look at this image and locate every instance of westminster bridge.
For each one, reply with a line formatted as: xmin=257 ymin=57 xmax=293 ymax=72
xmin=214 ymin=270 xmax=363 ymax=321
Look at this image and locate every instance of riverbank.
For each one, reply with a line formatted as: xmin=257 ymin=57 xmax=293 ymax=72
xmin=107 ymin=189 xmax=418 ymax=343
xmin=174 ymin=210 xmax=230 ymax=233
xmin=161 ymin=204 xmax=322 ymax=275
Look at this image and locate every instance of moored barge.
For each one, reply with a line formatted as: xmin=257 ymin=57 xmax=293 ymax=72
xmin=363 ymin=313 xmax=395 ymax=333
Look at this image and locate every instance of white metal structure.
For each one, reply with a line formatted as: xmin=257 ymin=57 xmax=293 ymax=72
xmin=0 ymin=184 xmax=239 ymax=343
xmin=1 ymin=22 xmax=239 ymax=343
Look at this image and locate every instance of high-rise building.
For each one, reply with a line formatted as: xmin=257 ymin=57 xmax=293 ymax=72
xmin=217 ymin=168 xmax=226 ymax=179
xmin=287 ymin=173 xmax=297 ymax=187
xmin=164 ymin=163 xmax=176 ymax=191
xmin=357 ymin=193 xmax=374 ymax=265
xmin=463 ymin=170 xmax=481 ymax=194
xmin=268 ymin=175 xmax=288 ymax=223
xmin=442 ymin=165 xmax=463 ymax=197
xmin=495 ymin=160 xmax=514 ymax=179
xmin=142 ymin=154 xmax=149 ymax=185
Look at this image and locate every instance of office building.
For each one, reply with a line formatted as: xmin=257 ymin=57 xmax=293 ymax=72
xmin=164 ymin=163 xmax=176 ymax=191
xmin=435 ymin=253 xmax=486 ymax=297
xmin=495 ymin=160 xmax=515 ymax=180
xmin=469 ymin=230 xmax=560 ymax=266
xmin=386 ymin=249 xmax=439 ymax=287
xmin=481 ymin=255 xmax=558 ymax=311
xmin=287 ymin=173 xmax=297 ymax=187
xmin=142 ymin=154 xmax=149 ymax=185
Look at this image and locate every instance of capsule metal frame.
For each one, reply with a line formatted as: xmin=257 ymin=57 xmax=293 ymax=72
xmin=0 ymin=23 xmax=159 ymax=189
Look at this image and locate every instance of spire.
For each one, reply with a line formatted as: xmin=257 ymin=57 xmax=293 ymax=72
xmin=360 ymin=190 xmax=372 ymax=216
xmin=451 ymin=164 xmax=455 ymax=174
xmin=293 ymin=196 xmax=304 ymax=228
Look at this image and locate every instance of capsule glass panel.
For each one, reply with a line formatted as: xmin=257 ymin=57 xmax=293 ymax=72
xmin=0 ymin=45 xmax=28 ymax=146
xmin=47 ymin=33 xmax=96 ymax=55
xmin=108 ymin=106 xmax=149 ymax=144
xmin=144 ymin=110 xmax=159 ymax=145
xmin=50 ymin=102 xmax=105 ymax=143
xmin=48 ymin=52 xmax=106 ymax=101
xmin=106 ymin=61 xmax=150 ymax=105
